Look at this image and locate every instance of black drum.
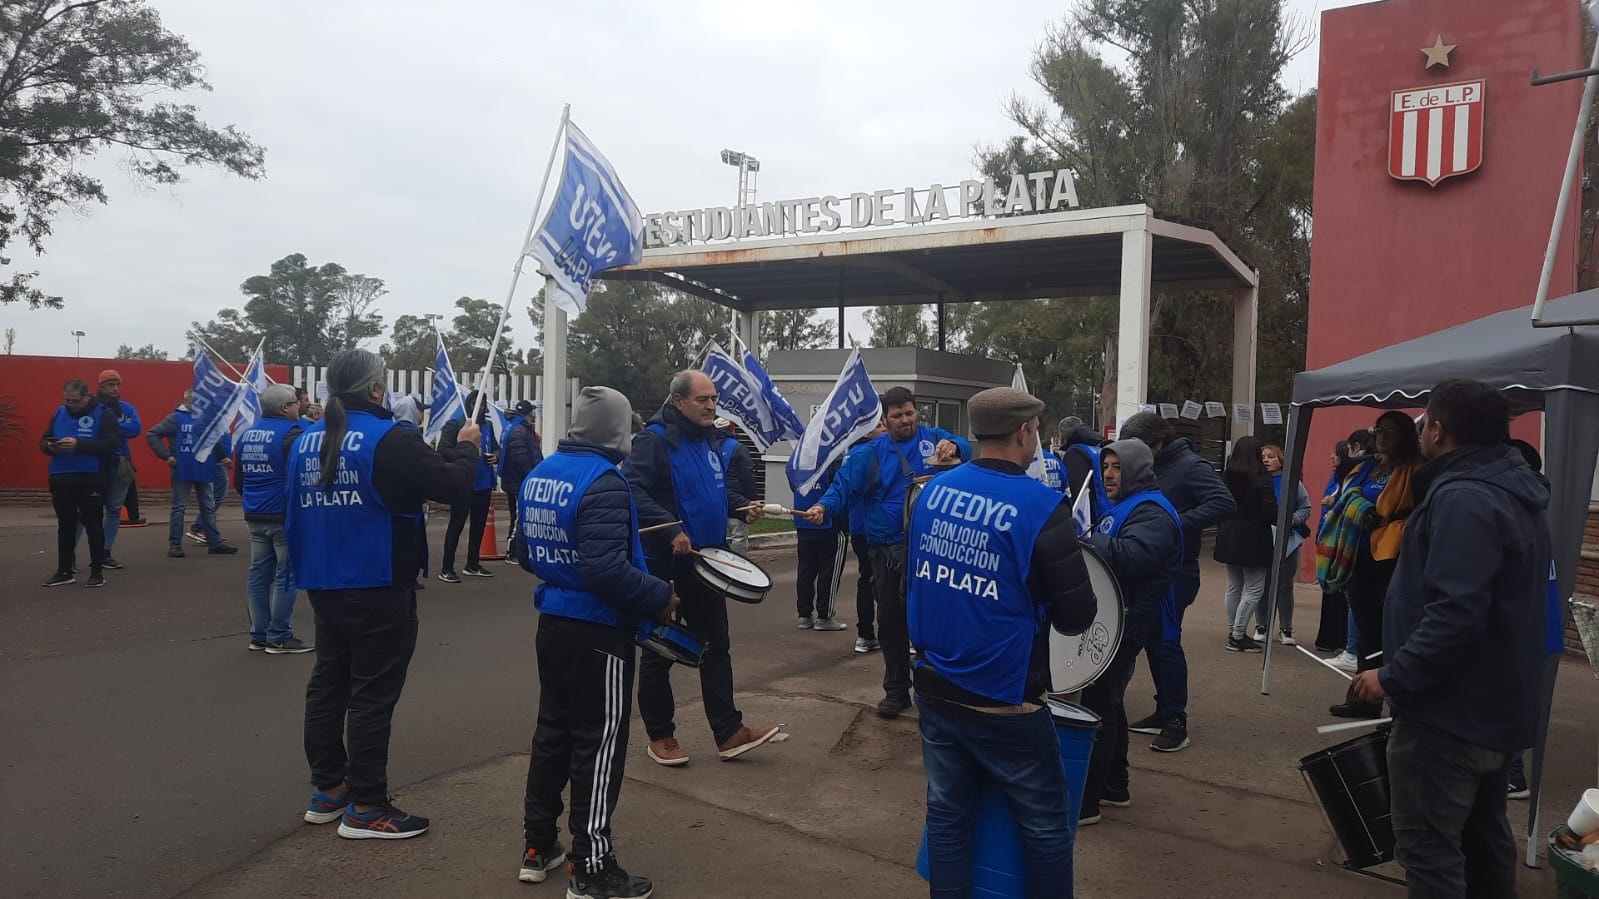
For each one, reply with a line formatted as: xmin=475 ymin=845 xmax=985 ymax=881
xmin=1299 ymin=730 xmax=1394 ymax=869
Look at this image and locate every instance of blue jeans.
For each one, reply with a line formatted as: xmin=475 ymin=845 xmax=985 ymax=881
xmin=1345 ymin=609 xmax=1360 ymax=655
xmin=193 ymin=465 xmax=229 ymax=530
xmin=916 ymin=694 xmax=1074 ymax=899
xmin=170 ymin=479 xmax=220 ymax=548
xmin=246 ymin=522 xmax=297 ymax=643
xmin=1145 ymin=567 xmax=1199 ymax=723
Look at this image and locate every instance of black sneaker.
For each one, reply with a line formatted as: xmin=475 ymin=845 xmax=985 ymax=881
xmin=1226 ymin=635 xmax=1263 ymax=653
xmin=1078 ymin=804 xmax=1102 ymax=826
xmin=85 ymin=571 xmax=106 ymax=588
xmin=168 ymin=546 xmax=186 ymax=558
xmin=1508 ymin=781 xmax=1531 ymax=800
xmin=518 ymin=841 xmax=567 ymax=883
xmin=248 ymin=640 xmax=268 ymax=652
xmin=208 ymin=543 xmax=240 ymax=555
xmin=101 ymin=557 xmax=124 ymax=570
xmin=437 ymin=570 xmax=461 ymax=584
xmin=265 ymin=638 xmax=314 ymax=655
xmin=875 ymin=693 xmax=911 ymax=719
xmin=1151 ymin=721 xmax=1190 ymax=753
xmin=337 ymin=801 xmax=429 ymax=840
xmin=1328 ymin=701 xmax=1383 ymax=719
xmin=42 ymin=571 xmax=75 ymax=587
xmin=462 ymin=566 xmax=495 ymax=578
xmin=1101 ymin=787 xmax=1131 ymax=808
xmin=568 ymin=858 xmax=653 ymax=899
xmin=1127 ymin=713 xmax=1164 ymax=735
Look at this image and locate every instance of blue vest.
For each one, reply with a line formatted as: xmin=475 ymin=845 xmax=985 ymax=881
xmin=1040 ymin=452 xmax=1066 ymax=492
xmin=171 ymin=409 xmax=214 ymax=483
xmin=1098 ymin=487 xmax=1186 ymax=641
xmin=647 ymin=423 xmax=726 ymax=549
xmin=47 ymin=406 xmax=105 ymax=477
xmin=523 ymin=451 xmax=649 ymax=630
xmin=285 ymin=413 xmax=402 ymax=590
xmin=906 ymin=464 xmax=1065 ymax=705
xmin=237 ymin=417 xmax=298 ymax=516
xmin=791 ymin=460 xmax=837 ymax=532
xmin=1066 ymin=443 xmax=1109 ymax=521
xmin=865 ymin=426 xmax=948 ymax=545
xmin=1547 ymin=558 xmax=1566 ymax=656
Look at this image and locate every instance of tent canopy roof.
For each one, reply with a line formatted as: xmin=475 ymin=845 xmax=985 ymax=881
xmin=600 ymin=205 xmax=1256 ymax=313
xmin=1292 ymin=290 xmax=1599 ymax=413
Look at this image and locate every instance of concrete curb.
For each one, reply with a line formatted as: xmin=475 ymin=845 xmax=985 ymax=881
xmin=750 ymin=530 xmax=797 ymax=549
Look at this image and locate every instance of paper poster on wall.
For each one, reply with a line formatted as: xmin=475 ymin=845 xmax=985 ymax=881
xmin=1140 ymin=404 xmax=1157 ymax=414
xmin=1261 ymin=403 xmax=1283 ymax=425
xmin=1205 ymin=402 xmax=1227 ymax=418
xmin=1233 ymin=403 xmax=1254 ymax=425
xmin=1180 ymin=400 xmax=1202 ymax=420
xmin=1158 ymin=403 xmax=1179 ymax=419
xmin=315 ymin=381 xmax=328 ymax=402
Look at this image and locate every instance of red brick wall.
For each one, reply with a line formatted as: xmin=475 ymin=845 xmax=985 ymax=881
xmin=1576 ymin=508 xmax=1599 ymax=652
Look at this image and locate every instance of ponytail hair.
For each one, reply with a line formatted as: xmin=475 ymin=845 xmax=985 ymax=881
xmin=318 ymin=349 xmax=387 ymax=490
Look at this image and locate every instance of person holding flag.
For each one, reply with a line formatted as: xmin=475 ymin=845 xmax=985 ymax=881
xmin=802 ymin=385 xmax=970 ymax=718
xmin=147 ymin=374 xmax=238 ymax=557
xmin=437 ymin=390 xmax=500 ymax=583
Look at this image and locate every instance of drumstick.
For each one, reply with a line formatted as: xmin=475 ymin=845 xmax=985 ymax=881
xmin=689 ymin=549 xmax=754 ymax=572
xmin=1316 ymin=717 xmax=1393 ymax=736
xmin=639 ymin=520 xmax=683 ymax=535
xmin=1294 ymin=644 xmax=1353 ymax=682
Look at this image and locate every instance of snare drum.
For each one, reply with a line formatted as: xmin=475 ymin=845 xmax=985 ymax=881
xmin=1300 ymin=729 xmax=1394 ymax=869
xmin=1048 ymin=543 xmax=1126 ymax=693
xmin=639 ymin=620 xmax=704 ymax=667
xmin=692 ymin=547 xmax=772 ymax=604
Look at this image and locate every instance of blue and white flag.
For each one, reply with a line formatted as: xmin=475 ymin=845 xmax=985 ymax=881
xmin=425 ymin=334 xmax=465 ymax=443
xmin=191 ymin=353 xmax=249 ymax=463
xmin=230 ymin=343 xmax=269 ymax=436
xmin=1012 ymin=363 xmax=1050 ymax=484
xmin=790 ymin=349 xmax=881 ymax=495
xmin=702 ymin=343 xmax=802 ymax=452
xmin=525 ymin=122 xmax=643 ymax=316
xmin=1071 ymin=471 xmax=1095 ymax=537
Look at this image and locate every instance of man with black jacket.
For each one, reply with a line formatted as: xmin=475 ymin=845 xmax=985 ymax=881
xmin=287 ymin=349 xmax=480 ymax=840
xmin=624 ymin=370 xmax=777 ymax=767
xmin=1117 ymin=412 xmax=1234 ymax=753
xmin=502 ymin=405 xmax=543 ymax=564
xmin=518 ymin=386 xmax=674 ymax=899
xmin=1080 ymin=438 xmax=1183 ymax=824
xmin=908 ymin=387 xmax=1097 ymax=898
xmin=1352 ymin=379 xmax=1549 ymax=897
xmin=40 ymin=379 xmax=121 ymax=588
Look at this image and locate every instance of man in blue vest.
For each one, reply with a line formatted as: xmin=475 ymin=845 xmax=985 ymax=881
xmin=846 ymin=418 xmax=886 ymax=653
xmin=518 ymin=386 xmax=675 ymax=899
xmin=93 ymin=369 xmax=140 ymax=568
xmin=801 ymin=386 xmax=970 ymax=718
xmin=1116 ymin=412 xmax=1232 ymax=753
xmin=714 ymin=418 xmax=757 ymax=554
xmin=287 ymin=349 xmax=481 ymax=840
xmin=1079 ymin=438 xmax=1183 ymax=825
xmin=40 ymin=379 xmax=121 ymax=588
xmin=787 ymin=452 xmax=848 ymax=632
xmin=147 ymin=390 xmax=238 ymax=558
xmin=1056 ymin=417 xmax=1108 ymax=520
xmin=625 ymin=370 xmax=777 ymax=767
xmin=907 ymin=387 xmax=1098 ymax=898
xmin=234 ymin=384 xmax=309 ymax=654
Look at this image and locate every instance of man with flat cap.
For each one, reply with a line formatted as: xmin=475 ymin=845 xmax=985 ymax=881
xmin=907 ymin=387 xmax=1099 ymax=898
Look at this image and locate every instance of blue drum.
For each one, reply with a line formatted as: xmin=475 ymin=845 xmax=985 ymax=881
xmin=638 ymin=621 xmax=703 ymax=667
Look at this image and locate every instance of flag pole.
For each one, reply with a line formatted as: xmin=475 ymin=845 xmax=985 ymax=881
xmin=472 ymin=103 xmax=571 ymax=421
xmin=184 ymin=331 xmax=251 ymax=382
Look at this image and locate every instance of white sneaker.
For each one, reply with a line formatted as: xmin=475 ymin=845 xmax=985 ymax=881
xmin=1253 ymin=626 xmax=1267 ymax=643
xmin=814 ymin=617 xmax=848 ymax=631
xmin=1279 ymin=631 xmax=1297 ymax=646
xmin=1329 ymin=651 xmax=1358 ymax=672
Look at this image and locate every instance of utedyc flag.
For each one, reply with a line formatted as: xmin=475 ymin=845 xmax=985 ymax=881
xmin=1012 ymin=363 xmax=1050 ymax=484
xmin=790 ymin=349 xmax=881 ymax=495
xmin=191 ymin=352 xmax=249 ymax=463
xmin=425 ymin=333 xmax=465 ymax=443
xmin=525 ymin=122 xmax=643 ymax=316
xmin=742 ymin=347 xmax=804 ymax=443
xmin=702 ymin=343 xmax=802 ymax=452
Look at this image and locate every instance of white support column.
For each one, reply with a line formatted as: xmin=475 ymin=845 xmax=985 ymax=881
xmin=736 ymin=310 xmax=760 ymax=359
xmin=1115 ymin=226 xmax=1153 ymax=425
xmin=540 ymin=276 xmax=569 ymax=442
xmin=1233 ymin=282 xmax=1260 ymax=437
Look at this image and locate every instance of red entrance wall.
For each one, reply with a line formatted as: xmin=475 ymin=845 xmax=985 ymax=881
xmin=1302 ymin=0 xmax=1582 ymax=572
xmin=0 ymin=356 xmax=292 ymax=491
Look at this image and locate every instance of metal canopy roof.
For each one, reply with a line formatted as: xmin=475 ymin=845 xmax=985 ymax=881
xmin=601 ymin=204 xmax=1257 ymax=313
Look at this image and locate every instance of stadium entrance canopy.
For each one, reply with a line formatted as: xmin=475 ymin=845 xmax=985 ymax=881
xmin=538 ymin=168 xmax=1258 ymax=440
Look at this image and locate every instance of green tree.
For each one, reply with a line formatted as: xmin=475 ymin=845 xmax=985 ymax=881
xmin=978 ymin=0 xmax=1313 ymax=421
xmin=192 ymin=254 xmax=355 ymax=367
xmin=447 ymin=296 xmax=518 ymax=378
xmin=330 ymin=274 xmax=386 ymax=349
xmin=0 ymin=0 xmax=266 ymax=308
xmin=760 ymin=308 xmax=833 ymax=354
xmin=115 ymin=342 xmax=168 ymax=360
xmin=379 ymin=313 xmax=436 ymax=373
xmin=865 ymin=304 xmax=931 ymax=347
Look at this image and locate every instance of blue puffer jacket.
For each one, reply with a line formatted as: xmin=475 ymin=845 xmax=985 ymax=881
xmin=1151 ymin=437 xmax=1234 ymax=566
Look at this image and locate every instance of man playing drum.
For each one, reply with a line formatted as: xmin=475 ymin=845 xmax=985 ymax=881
xmin=801 ymin=386 xmax=970 ymax=718
xmin=517 ymin=386 xmax=676 ymax=899
xmin=906 ymin=387 xmax=1098 ymax=899
xmin=624 ymin=370 xmax=779 ymax=767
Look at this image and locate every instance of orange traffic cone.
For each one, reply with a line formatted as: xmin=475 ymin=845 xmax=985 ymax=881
xmin=120 ymin=500 xmax=149 ymax=528
xmin=478 ymin=505 xmax=506 ymax=562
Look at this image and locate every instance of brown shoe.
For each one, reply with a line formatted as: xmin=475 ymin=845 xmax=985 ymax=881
xmin=647 ymin=737 xmax=689 ymax=767
xmin=717 ymin=724 xmax=780 ymax=761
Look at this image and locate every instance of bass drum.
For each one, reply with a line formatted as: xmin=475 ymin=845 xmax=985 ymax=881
xmin=1049 ymin=543 xmax=1126 ymax=694
xmin=902 ymin=474 xmax=941 ymax=536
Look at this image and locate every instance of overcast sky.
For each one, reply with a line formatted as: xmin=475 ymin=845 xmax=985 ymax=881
xmin=1 ymin=0 xmax=1366 ymax=360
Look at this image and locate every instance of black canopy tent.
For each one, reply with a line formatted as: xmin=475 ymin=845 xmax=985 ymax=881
xmin=1257 ymin=290 xmax=1599 ymax=867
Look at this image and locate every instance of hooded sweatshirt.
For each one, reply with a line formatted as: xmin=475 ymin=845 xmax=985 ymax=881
xmin=1151 ymin=437 xmax=1235 ymax=567
xmin=1088 ymin=439 xmax=1183 ymax=648
xmin=1379 ymin=444 xmax=1551 ymax=752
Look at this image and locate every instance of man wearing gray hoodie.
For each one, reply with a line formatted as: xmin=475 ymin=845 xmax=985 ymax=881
xmin=1079 ymin=439 xmax=1183 ymax=825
